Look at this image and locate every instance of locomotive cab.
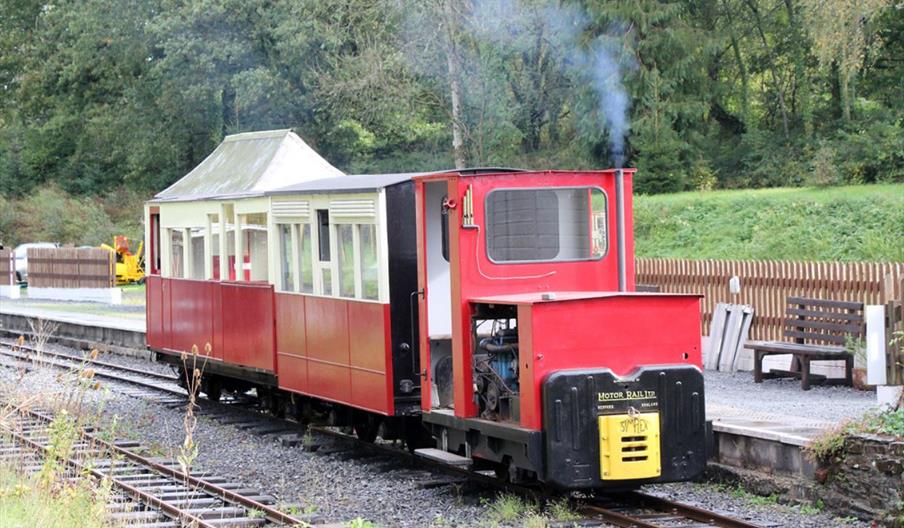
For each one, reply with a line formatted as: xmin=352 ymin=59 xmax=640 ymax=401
xmin=413 ymin=169 xmax=706 ymax=488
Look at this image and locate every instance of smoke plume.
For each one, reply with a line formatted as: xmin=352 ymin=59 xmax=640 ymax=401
xmin=402 ymin=0 xmax=633 ymax=168
xmin=591 ymin=41 xmax=630 ymax=168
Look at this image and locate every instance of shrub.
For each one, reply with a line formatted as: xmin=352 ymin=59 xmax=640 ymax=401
xmin=809 ymin=144 xmax=841 ymax=187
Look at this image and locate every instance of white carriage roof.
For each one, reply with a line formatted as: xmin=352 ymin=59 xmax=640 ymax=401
xmin=269 ymin=172 xmax=425 ymax=195
xmin=152 ymin=129 xmax=344 ymax=202
xmin=269 ymin=167 xmax=527 ymax=195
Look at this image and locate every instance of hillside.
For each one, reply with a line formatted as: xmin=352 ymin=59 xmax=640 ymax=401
xmin=633 ymin=184 xmax=904 ymax=262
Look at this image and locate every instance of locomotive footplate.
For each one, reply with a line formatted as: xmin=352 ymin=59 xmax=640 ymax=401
xmin=542 ymin=365 xmax=705 ymax=489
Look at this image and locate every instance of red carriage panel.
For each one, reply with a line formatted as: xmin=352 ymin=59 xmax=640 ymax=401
xmin=210 ymin=283 xmax=224 ymax=361
xmin=219 ymin=282 xmax=275 ymax=372
xmin=273 ymin=295 xmax=394 ymax=415
xmin=275 ymin=293 xmax=308 ymax=393
xmin=169 ymin=279 xmax=215 ymax=356
xmin=304 ymin=296 xmax=352 ymax=404
xmin=145 ymin=275 xmax=167 ymax=350
xmin=347 ymin=302 xmax=393 ymax=414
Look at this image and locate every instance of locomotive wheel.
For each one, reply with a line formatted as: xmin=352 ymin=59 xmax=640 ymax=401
xmin=175 ymin=366 xmax=188 ymax=390
xmin=353 ymin=413 xmax=380 ymax=443
xmin=494 ymin=456 xmax=531 ymax=484
xmin=202 ymin=376 xmax=222 ymax=402
xmin=403 ymin=423 xmax=435 ymax=452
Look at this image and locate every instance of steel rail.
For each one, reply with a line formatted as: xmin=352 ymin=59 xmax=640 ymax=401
xmin=0 ymin=339 xmax=177 ymax=381
xmin=1 ymin=413 xmax=216 ymax=528
xmin=626 ymin=491 xmax=765 ymax=528
xmin=0 ymin=345 xmax=187 ymax=397
xmin=579 ymin=503 xmax=662 ymax=528
xmin=14 ymin=402 xmax=304 ymax=527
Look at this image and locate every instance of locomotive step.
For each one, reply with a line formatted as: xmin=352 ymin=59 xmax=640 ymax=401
xmin=414 ymin=448 xmax=473 ymax=467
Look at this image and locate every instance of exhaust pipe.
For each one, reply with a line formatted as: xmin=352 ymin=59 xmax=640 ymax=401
xmin=615 ymin=168 xmax=626 ymax=292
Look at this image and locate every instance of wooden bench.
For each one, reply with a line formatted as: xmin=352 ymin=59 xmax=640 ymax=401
xmin=749 ymin=297 xmax=864 ymax=390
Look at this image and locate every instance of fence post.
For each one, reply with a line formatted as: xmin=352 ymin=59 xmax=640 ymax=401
xmin=887 ymin=279 xmax=904 ymax=386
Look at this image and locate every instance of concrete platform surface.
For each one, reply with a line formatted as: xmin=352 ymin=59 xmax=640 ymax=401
xmin=705 ymin=370 xmax=878 ymax=446
xmin=0 ymin=303 xmax=145 ymax=333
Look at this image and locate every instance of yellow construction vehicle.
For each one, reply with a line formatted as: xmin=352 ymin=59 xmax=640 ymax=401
xmin=101 ymin=236 xmax=145 ymax=285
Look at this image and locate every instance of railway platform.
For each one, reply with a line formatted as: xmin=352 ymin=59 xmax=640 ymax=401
xmin=0 ymin=300 xmax=882 ymax=485
xmin=0 ymin=301 xmax=147 ymax=357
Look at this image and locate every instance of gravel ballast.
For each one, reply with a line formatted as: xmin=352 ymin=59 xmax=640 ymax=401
xmin=0 ymin=346 xmax=879 ymax=527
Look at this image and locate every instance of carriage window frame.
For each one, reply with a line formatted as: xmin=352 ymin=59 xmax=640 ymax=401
xmin=275 ymin=221 xmax=314 ymax=294
xmin=483 ymin=186 xmax=609 ymax=264
xmin=329 ymin=217 xmax=381 ymax=302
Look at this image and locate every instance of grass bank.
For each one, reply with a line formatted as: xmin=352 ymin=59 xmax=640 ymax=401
xmin=634 ymin=183 xmax=904 ymax=261
xmin=0 ymin=465 xmax=111 ymax=528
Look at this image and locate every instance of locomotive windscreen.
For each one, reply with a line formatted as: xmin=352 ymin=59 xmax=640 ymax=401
xmin=485 ymin=187 xmax=607 ymax=263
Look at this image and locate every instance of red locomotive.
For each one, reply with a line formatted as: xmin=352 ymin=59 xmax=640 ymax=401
xmin=145 ymin=130 xmax=705 ymax=489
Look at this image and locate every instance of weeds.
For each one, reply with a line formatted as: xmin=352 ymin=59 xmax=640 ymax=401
xmin=806 ymin=408 xmax=904 ymax=461
xmin=38 ymin=410 xmax=78 ymax=487
xmin=799 ymin=499 xmax=824 ymax=515
xmin=487 ymin=493 xmax=533 ymax=523
xmin=482 ymin=493 xmax=580 ymax=527
xmin=0 ymin=465 xmax=110 ymax=528
xmin=301 ymin=429 xmax=315 ymax=447
xmin=177 ymin=343 xmax=209 ymax=477
xmin=0 ymin=327 xmax=117 ymax=526
xmin=729 ymin=486 xmax=779 ymax=506
xmin=347 ymin=518 xmax=378 ymax=528
xmin=27 ymin=318 xmax=59 ymax=367
xmin=548 ymin=497 xmax=580 ymax=521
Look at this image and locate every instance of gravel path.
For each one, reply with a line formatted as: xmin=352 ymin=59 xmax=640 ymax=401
xmin=0 ymin=347 xmax=878 ymax=527
xmin=705 ymin=370 xmax=877 ymax=423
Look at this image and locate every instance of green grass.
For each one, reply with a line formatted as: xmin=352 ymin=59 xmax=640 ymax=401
xmin=634 ymin=183 xmax=904 ymax=261
xmin=0 ymin=465 xmax=113 ymax=528
xmin=481 ymin=493 xmax=580 ymax=527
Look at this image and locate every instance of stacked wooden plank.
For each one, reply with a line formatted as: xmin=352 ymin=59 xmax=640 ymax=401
xmin=26 ymin=247 xmax=114 ymax=288
xmin=705 ymin=303 xmax=754 ymax=372
xmin=636 ymin=258 xmax=904 ymax=341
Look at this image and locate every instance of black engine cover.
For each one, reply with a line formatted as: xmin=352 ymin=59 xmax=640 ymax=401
xmin=541 ymin=365 xmax=706 ymax=489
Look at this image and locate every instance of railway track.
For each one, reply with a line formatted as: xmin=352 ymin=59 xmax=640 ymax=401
xmin=583 ymin=492 xmax=766 ymax=528
xmin=0 ymin=402 xmax=307 ymax=527
xmin=0 ymin=340 xmax=765 ymax=527
xmin=309 ymin=425 xmax=767 ymax=528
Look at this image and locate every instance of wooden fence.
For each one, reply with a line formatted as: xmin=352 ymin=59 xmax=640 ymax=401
xmin=636 ymin=259 xmax=904 ymax=341
xmin=27 ymin=247 xmax=115 ymax=289
xmin=0 ymin=249 xmax=12 ymax=285
xmin=887 ymin=278 xmax=904 ymax=386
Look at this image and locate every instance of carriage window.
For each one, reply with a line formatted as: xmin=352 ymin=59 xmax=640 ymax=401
xmin=190 ymin=228 xmax=205 ymax=279
xmin=298 ymin=224 xmax=313 ymax=293
xmin=317 ymin=210 xmax=330 ymax=262
xmin=244 ymin=213 xmax=269 ymax=282
xmin=278 ymin=224 xmax=295 ymax=292
xmin=149 ymin=213 xmax=161 ymax=274
xmin=485 ymin=187 xmax=607 ymax=263
xmin=337 ymin=224 xmax=355 ymax=297
xmin=359 ymin=224 xmax=378 ymax=300
xmin=169 ymin=229 xmax=184 ymax=277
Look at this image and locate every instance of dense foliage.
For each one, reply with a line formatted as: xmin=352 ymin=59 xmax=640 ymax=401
xmin=634 ymin=184 xmax=904 ymax=261
xmin=1 ymin=0 xmax=903 ymax=199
